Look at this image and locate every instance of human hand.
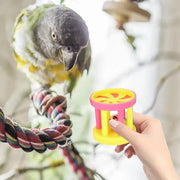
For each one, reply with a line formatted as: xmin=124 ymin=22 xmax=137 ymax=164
xmin=109 ymin=112 xmax=179 ymax=180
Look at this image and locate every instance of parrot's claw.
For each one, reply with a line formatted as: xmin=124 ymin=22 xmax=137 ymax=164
xmin=42 ymin=95 xmax=67 ymax=115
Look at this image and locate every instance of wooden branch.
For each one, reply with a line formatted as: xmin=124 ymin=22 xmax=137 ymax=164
xmin=0 ymin=159 xmax=64 ymax=180
xmin=3 ymin=87 xmax=30 ymax=117
xmin=143 ymin=65 xmax=180 ymax=114
xmin=106 ymin=51 xmax=180 ymax=88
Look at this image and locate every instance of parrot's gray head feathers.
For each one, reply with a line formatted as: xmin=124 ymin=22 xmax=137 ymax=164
xmin=33 ymin=6 xmax=89 ymax=71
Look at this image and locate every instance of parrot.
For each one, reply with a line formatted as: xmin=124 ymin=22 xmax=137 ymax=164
xmin=11 ymin=2 xmax=95 ymax=180
xmin=12 ymin=2 xmax=91 ymax=94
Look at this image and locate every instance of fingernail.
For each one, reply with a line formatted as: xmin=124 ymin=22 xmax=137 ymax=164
xmin=109 ymin=120 xmax=119 ymax=128
xmin=115 ymin=146 xmax=119 ymax=152
xmin=115 ymin=146 xmax=121 ymax=152
xmin=125 ymin=151 xmax=129 ymax=158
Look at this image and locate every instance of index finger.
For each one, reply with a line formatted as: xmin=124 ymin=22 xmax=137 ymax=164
xmin=133 ymin=112 xmax=152 ymax=125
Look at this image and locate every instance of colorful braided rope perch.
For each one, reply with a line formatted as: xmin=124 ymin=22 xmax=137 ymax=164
xmin=0 ymin=88 xmax=95 ymax=180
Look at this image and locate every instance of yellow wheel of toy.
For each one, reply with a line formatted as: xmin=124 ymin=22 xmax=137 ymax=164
xmin=91 ymin=88 xmax=135 ymax=104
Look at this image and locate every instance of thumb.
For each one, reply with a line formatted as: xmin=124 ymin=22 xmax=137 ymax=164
xmin=109 ymin=119 xmax=140 ymax=145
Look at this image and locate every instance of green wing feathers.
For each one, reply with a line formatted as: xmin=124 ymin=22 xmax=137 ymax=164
xmin=67 ymin=41 xmax=91 ymax=93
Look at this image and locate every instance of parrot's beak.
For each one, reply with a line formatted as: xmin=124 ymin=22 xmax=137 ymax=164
xmin=61 ymin=50 xmax=78 ymax=71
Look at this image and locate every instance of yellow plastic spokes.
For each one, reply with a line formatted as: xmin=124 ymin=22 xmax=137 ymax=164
xmin=94 ymin=93 xmax=111 ymax=102
xmin=117 ymin=95 xmax=133 ymax=103
xmin=95 ymin=97 xmax=108 ymax=102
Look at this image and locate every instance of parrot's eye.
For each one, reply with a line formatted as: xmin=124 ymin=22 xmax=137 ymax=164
xmin=51 ymin=32 xmax=57 ymax=40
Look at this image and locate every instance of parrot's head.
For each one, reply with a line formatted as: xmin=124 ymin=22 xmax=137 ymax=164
xmin=33 ymin=6 xmax=89 ymax=71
